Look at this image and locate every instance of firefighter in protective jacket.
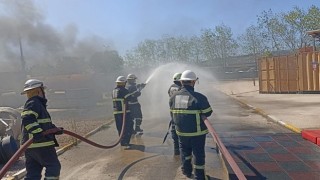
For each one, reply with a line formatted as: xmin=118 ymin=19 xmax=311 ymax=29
xmin=21 ymin=79 xmax=62 ymax=180
xmin=168 ymin=72 xmax=182 ymax=155
xmin=112 ymin=76 xmax=134 ymax=147
xmin=169 ymin=70 xmax=212 ymax=180
xmin=126 ymin=74 xmax=146 ymax=135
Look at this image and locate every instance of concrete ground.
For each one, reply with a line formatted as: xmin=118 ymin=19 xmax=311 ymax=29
xmin=214 ymin=80 xmax=320 ymax=130
xmin=5 ymin=79 xmax=320 ymax=180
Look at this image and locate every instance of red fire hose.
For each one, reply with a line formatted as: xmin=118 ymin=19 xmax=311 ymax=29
xmin=0 ymin=105 xmax=128 ymax=179
xmin=204 ymin=119 xmax=246 ymax=180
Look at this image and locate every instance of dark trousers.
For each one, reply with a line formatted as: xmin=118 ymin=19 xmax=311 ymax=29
xmin=115 ymin=113 xmax=133 ymax=145
xmin=170 ymin=122 xmax=179 ymax=151
xmin=129 ymin=103 xmax=143 ymax=128
xmin=128 ymin=103 xmax=142 ymax=119
xmin=25 ymin=146 xmax=61 ymax=180
xmin=179 ymin=134 xmax=206 ymax=180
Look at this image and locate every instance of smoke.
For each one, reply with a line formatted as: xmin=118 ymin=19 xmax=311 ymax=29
xmin=0 ymin=0 xmax=112 ymax=72
xmin=0 ymin=0 xmax=119 ymax=121
xmin=0 ymin=0 xmax=219 ymax=123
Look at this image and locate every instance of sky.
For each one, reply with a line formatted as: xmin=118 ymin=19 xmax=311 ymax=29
xmin=27 ymin=0 xmax=320 ymax=55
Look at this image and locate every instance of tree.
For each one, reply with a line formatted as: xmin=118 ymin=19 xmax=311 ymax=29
xmin=90 ymin=50 xmax=123 ymax=74
xmin=238 ymin=25 xmax=266 ymax=55
xmin=238 ymin=25 xmax=266 ymax=86
xmin=189 ymin=36 xmax=203 ymax=63
xmin=305 ymin=5 xmax=320 ymax=31
xmin=214 ymin=24 xmax=238 ymax=62
xmin=200 ymin=25 xmax=238 ymax=66
xmin=258 ymin=9 xmax=284 ymax=51
xmin=258 ymin=6 xmax=320 ymax=51
xmin=200 ymin=29 xmax=217 ymax=62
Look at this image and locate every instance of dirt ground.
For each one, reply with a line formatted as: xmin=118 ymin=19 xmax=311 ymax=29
xmin=54 ymin=118 xmax=107 ymax=147
xmin=1 ymin=107 xmax=111 ymax=179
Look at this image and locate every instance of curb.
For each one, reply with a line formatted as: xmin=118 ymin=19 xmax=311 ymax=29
xmin=7 ymin=119 xmax=114 ymax=180
xmin=232 ymin=96 xmax=302 ymax=134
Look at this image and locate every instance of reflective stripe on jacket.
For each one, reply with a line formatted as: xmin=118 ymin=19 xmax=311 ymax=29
xmin=169 ymin=85 xmax=213 ymax=136
xmin=112 ymin=86 xmax=131 ymax=114
xmin=21 ymin=96 xmax=58 ymax=148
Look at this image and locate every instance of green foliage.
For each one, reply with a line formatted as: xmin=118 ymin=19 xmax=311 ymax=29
xmin=124 ymin=24 xmax=238 ymax=68
xmin=123 ymin=5 xmax=320 ymax=68
xmin=89 ymin=50 xmax=123 ymax=74
xmin=238 ymin=25 xmax=266 ymax=56
xmin=305 ymin=5 xmax=320 ymax=30
xmin=258 ymin=6 xmax=320 ymax=51
xmin=124 ymin=36 xmax=203 ymax=67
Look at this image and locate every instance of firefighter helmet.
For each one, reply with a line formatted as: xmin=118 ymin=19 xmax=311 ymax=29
xmin=180 ymin=70 xmax=197 ymax=81
xmin=173 ymin=73 xmax=182 ymax=81
xmin=115 ymin=76 xmax=126 ymax=83
xmin=21 ymin=79 xmax=46 ymax=95
xmin=127 ymin=74 xmax=137 ymax=80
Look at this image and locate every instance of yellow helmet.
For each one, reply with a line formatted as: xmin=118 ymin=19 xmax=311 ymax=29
xmin=173 ymin=73 xmax=182 ymax=81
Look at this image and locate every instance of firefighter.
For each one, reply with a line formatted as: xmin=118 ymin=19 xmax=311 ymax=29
xmin=126 ymin=74 xmax=146 ymax=135
xmin=168 ymin=72 xmax=182 ymax=155
xmin=20 ymin=79 xmax=63 ymax=180
xmin=169 ymin=70 xmax=212 ymax=180
xmin=112 ymin=76 xmax=134 ymax=147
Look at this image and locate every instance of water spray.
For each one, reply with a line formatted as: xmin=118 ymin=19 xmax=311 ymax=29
xmin=144 ymin=70 xmax=157 ymax=84
xmin=144 ymin=64 xmax=169 ymax=84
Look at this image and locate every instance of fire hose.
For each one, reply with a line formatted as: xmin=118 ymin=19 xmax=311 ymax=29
xmin=203 ymin=118 xmax=246 ymax=180
xmin=0 ymin=105 xmax=128 ymax=179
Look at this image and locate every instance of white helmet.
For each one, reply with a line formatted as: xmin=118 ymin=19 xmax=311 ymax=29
xmin=172 ymin=73 xmax=182 ymax=81
xmin=21 ymin=79 xmax=46 ymax=95
xmin=127 ymin=74 xmax=137 ymax=80
xmin=115 ymin=76 xmax=126 ymax=83
xmin=180 ymin=70 xmax=197 ymax=81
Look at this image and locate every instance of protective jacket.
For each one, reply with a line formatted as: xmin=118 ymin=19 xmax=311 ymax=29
xmin=169 ymin=85 xmax=212 ymax=136
xmin=168 ymin=82 xmax=182 ymax=155
xmin=112 ymin=86 xmax=131 ymax=115
xmin=21 ymin=96 xmax=58 ymax=148
xmin=126 ymin=83 xmax=141 ymax=105
xmin=168 ymin=83 xmax=181 ymax=97
xmin=126 ymin=82 xmax=143 ymax=118
xmin=112 ymin=86 xmax=133 ymax=145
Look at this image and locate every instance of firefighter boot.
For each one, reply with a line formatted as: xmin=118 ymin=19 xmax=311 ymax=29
xmin=135 ymin=118 xmax=143 ymax=135
xmin=135 ymin=125 xmax=143 ymax=135
xmin=132 ymin=127 xmax=136 ymax=135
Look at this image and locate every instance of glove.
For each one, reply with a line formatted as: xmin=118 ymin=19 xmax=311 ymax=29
xmin=137 ymin=83 xmax=146 ymax=91
xmin=140 ymin=83 xmax=146 ymax=89
xmin=32 ymin=132 xmax=44 ymax=142
xmin=55 ymin=127 xmax=64 ymax=135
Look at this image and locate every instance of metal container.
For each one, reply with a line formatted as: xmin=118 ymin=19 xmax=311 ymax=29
xmin=0 ymin=136 xmax=18 ymax=164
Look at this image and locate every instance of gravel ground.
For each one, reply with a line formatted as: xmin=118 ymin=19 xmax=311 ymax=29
xmin=54 ymin=118 xmax=107 ymax=147
xmin=1 ymin=108 xmax=111 ymax=179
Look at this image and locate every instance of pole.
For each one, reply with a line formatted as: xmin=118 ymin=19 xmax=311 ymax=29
xmin=18 ymin=36 xmax=26 ymax=73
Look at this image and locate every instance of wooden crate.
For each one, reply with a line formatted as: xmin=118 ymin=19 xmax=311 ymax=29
xmin=259 ymin=52 xmax=320 ymax=93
